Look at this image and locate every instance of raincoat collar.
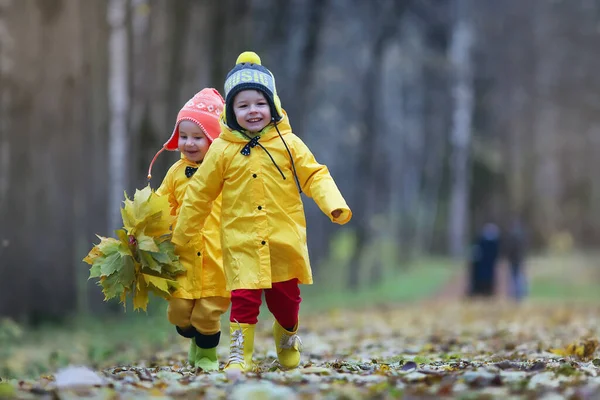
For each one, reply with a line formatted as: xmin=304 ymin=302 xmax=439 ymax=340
xmin=219 ymin=109 xmax=302 ymax=193
xmin=219 ymin=109 xmax=292 ymax=143
xmin=180 ymin=153 xmax=202 ymax=166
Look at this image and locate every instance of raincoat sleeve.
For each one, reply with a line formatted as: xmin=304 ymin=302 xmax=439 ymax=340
xmin=291 ymin=135 xmax=352 ymax=225
xmin=156 ymin=166 xmax=178 ymax=216
xmin=171 ymin=145 xmax=225 ymax=246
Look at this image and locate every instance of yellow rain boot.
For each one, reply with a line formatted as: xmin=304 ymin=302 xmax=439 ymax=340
xmin=224 ymin=323 xmax=255 ymax=372
xmin=273 ymin=320 xmax=302 ymax=369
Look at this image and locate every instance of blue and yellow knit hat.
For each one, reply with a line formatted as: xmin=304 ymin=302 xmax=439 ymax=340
xmin=223 ymin=51 xmax=283 ymax=131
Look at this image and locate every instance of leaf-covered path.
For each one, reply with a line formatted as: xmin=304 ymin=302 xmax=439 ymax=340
xmin=5 ymin=299 xmax=600 ymax=399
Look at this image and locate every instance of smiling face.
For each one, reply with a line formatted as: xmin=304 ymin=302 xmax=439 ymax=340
xmin=232 ymin=90 xmax=272 ymax=133
xmin=177 ymin=120 xmax=210 ymax=163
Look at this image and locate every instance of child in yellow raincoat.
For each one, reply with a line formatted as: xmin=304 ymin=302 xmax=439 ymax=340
xmin=172 ymin=52 xmax=352 ymax=372
xmin=147 ymin=88 xmax=230 ymax=371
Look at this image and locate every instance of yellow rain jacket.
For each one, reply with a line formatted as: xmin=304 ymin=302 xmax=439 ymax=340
xmin=172 ymin=111 xmax=352 ymax=291
xmin=157 ymin=156 xmax=229 ymax=299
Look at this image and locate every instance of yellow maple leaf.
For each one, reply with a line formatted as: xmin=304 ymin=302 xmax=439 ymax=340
xmin=376 ymin=364 xmax=390 ymax=375
xmin=143 ymin=197 xmax=173 ymax=237
xmin=137 ymin=234 xmax=160 ymax=252
xmin=115 ymin=229 xmax=129 ymax=247
xmin=119 ymin=289 xmax=128 ymax=309
xmin=96 ymin=236 xmax=121 ymax=255
xmin=550 ymin=338 xmax=599 ymax=361
xmin=142 ymin=274 xmax=170 ymax=295
xmin=133 ymin=279 xmax=149 ymax=312
xmin=121 ymin=185 xmax=173 ymax=237
xmin=83 ymin=245 xmax=103 ymax=265
xmin=133 ymin=185 xmax=153 ymax=210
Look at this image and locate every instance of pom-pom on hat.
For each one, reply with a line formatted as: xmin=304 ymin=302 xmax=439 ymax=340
xmin=223 ymin=51 xmax=283 ymax=132
xmin=147 ymin=88 xmax=224 ymax=179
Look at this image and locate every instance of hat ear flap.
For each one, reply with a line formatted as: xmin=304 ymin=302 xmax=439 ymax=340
xmin=273 ymin=94 xmax=283 ymax=120
xmin=223 ymin=104 xmax=231 ymax=127
xmin=223 ymin=102 xmax=244 ymax=131
xmin=220 ymin=106 xmax=227 ymax=125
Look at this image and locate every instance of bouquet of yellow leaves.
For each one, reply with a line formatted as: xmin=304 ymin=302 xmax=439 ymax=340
xmin=83 ymin=185 xmax=185 ymax=311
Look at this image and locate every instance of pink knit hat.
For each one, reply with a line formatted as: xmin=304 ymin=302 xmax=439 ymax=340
xmin=147 ymin=88 xmax=224 ymax=179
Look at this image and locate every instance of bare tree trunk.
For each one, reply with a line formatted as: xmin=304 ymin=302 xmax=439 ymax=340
xmin=289 ymin=0 xmax=327 ymax=137
xmin=348 ymin=0 xmax=408 ymax=288
xmin=421 ymin=64 xmax=449 ymax=253
xmin=382 ymin=41 xmax=404 ymax=265
xmin=107 ymin=0 xmax=129 ymax=233
xmin=0 ymin=0 xmax=14 ymax=314
xmin=0 ymin=0 xmax=13 ymax=217
xmin=68 ymin=0 xmax=87 ymax=315
xmin=400 ymin=15 xmax=426 ymax=259
xmin=0 ymin=0 xmax=95 ymax=321
xmin=447 ymin=0 xmax=474 ymax=257
xmin=532 ymin=0 xmax=561 ymax=243
xmin=587 ymin=126 xmax=600 ymax=237
xmin=82 ymin=0 xmax=111 ymax=313
xmin=128 ymin=0 xmax=150 ymax=188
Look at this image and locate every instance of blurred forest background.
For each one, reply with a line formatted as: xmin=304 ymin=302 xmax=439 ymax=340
xmin=1 ymin=0 xmax=600 ymax=323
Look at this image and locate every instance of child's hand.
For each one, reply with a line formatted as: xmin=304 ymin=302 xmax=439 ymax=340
xmin=331 ymin=209 xmax=342 ymax=219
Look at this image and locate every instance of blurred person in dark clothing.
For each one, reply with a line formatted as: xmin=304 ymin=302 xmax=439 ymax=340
xmin=468 ymin=223 xmax=501 ymax=297
xmin=504 ymin=219 xmax=528 ymax=302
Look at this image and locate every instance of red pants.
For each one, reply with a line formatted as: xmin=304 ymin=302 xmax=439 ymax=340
xmin=230 ymin=279 xmax=301 ymax=328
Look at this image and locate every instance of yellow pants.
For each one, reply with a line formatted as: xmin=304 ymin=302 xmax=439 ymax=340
xmin=167 ymin=296 xmax=230 ymax=335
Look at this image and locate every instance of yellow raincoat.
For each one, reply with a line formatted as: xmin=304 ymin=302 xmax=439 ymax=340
xmin=172 ymin=111 xmax=352 ymax=290
xmin=157 ymin=156 xmax=228 ymax=299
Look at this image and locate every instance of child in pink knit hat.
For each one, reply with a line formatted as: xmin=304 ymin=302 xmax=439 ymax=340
xmin=148 ymin=88 xmax=229 ymax=371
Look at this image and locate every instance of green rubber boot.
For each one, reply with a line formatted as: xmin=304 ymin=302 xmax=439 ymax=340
xmin=195 ymin=346 xmax=219 ymax=372
xmin=187 ymin=339 xmax=197 ymax=367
